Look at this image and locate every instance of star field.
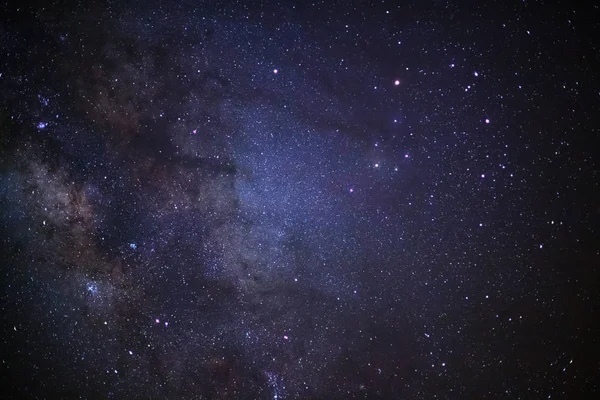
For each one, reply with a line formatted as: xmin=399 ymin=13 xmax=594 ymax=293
xmin=0 ymin=1 xmax=599 ymax=399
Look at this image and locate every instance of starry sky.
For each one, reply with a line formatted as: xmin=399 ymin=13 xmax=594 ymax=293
xmin=1 ymin=0 xmax=599 ymax=399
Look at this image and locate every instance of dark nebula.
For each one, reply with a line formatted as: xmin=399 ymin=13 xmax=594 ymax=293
xmin=1 ymin=1 xmax=598 ymax=399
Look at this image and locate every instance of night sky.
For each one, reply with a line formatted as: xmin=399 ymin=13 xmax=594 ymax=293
xmin=1 ymin=0 xmax=599 ymax=399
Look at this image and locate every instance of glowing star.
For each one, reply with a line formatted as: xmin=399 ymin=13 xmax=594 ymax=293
xmin=485 ymin=118 xmax=490 ymax=124
xmin=164 ymin=321 xmax=169 ymax=326
xmin=283 ymin=335 xmax=289 ymax=340
xmin=374 ymin=163 xmax=379 ymax=168
xmin=273 ymin=69 xmax=278 ymax=74
xmin=394 ymin=80 xmax=400 ymax=86
xmin=349 ymin=188 xmax=354 ymax=193
xmin=86 ymin=283 xmax=98 ymax=295
xmin=155 ymin=318 xmax=160 ymax=324
xmin=37 ymin=122 xmax=48 ymax=129
xmin=192 ymin=129 xmax=197 ymax=134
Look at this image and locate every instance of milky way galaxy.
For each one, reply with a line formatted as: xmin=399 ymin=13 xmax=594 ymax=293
xmin=1 ymin=1 xmax=599 ymax=399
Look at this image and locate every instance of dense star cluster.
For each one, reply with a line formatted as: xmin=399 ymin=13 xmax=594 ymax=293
xmin=1 ymin=1 xmax=598 ymax=399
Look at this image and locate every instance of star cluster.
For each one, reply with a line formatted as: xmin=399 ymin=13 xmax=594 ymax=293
xmin=1 ymin=1 xmax=598 ymax=399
